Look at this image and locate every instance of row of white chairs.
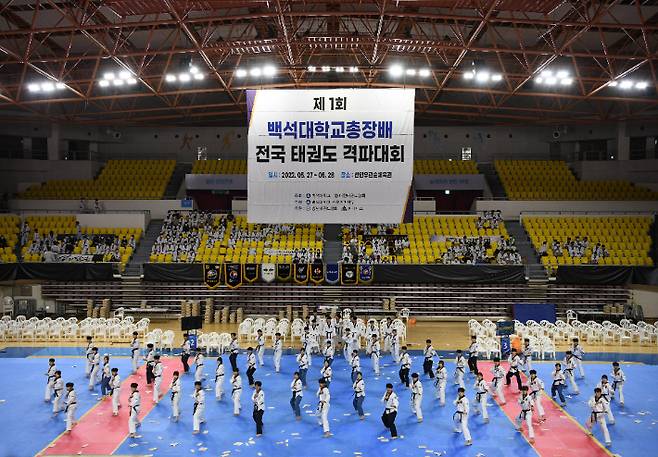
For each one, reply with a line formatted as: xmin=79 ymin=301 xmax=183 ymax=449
xmin=144 ymin=328 xmax=175 ymax=351
xmin=0 ymin=315 xmax=149 ymax=342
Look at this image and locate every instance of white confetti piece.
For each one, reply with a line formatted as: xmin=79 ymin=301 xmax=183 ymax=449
xmin=0 ymin=400 xmax=5 ymax=403
xmin=233 ymin=442 xmax=243 ymax=446
xmin=170 ymin=442 xmax=180 ymax=447
xmin=197 ymin=442 xmax=203 ymax=446
xmin=418 ymin=445 xmax=427 ymax=449
xmin=202 ymin=430 xmax=209 ymax=434
xmin=190 ymin=450 xmax=195 ymax=453
xmin=634 ymin=419 xmax=642 ymax=423
xmin=149 ymin=448 xmax=158 ymax=451
xmin=81 ymin=444 xmax=88 ymax=448
xmin=290 ymin=432 xmax=300 ymax=436
xmin=333 ymin=451 xmax=342 ymax=454
xmin=199 ymin=447 xmax=208 ymax=452
xmin=129 ymin=443 xmax=139 ymax=448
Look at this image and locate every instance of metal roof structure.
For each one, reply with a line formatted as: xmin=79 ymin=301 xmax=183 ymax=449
xmin=0 ymin=0 xmax=657 ymax=125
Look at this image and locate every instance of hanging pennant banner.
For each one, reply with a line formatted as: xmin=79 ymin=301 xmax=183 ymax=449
xmin=261 ymin=263 xmax=276 ymax=283
xmin=325 ymin=263 xmax=339 ymax=284
xmin=247 ymin=88 xmax=415 ymax=223
xmin=243 ymin=263 xmax=259 ymax=283
xmin=340 ymin=263 xmax=358 ymax=285
xmin=224 ymin=263 xmax=242 ymax=289
xmin=203 ymin=264 xmax=222 ymax=289
xmin=310 ymin=262 xmax=325 ymax=284
xmin=294 ymin=263 xmax=309 ymax=284
xmin=277 ymin=263 xmax=292 ymax=281
xmin=359 ymin=264 xmax=374 ymax=283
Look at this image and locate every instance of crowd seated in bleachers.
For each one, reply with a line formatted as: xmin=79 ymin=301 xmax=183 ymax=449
xmin=495 ymin=160 xmax=658 ymax=200
xmin=413 ymin=159 xmax=479 ymax=174
xmin=0 ymin=215 xmax=19 ymax=263
xmin=524 ymin=215 xmax=654 ymax=275
xmin=150 ymin=211 xmax=323 ymax=264
xmin=192 ymin=159 xmax=247 ymax=174
xmin=20 ymin=160 xmax=175 ymax=200
xmin=339 ymin=215 xmax=518 ymax=264
xmin=19 ymin=215 xmax=140 ymax=268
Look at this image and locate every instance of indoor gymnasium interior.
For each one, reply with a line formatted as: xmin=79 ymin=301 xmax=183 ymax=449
xmin=1 ymin=1 xmax=658 ymax=457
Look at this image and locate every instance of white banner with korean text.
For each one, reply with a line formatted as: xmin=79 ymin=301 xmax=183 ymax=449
xmin=247 ymin=89 xmax=415 ymax=223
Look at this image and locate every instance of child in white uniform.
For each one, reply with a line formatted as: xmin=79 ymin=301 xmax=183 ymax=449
xmin=193 ymin=381 xmax=205 ymax=434
xmin=597 ymin=375 xmax=615 ymax=424
xmin=435 ymin=360 xmax=448 ymax=406
xmin=516 ymin=386 xmax=535 ymax=444
xmin=231 ymin=368 xmax=242 ymax=415
xmin=317 ymin=378 xmax=331 ymax=437
xmin=64 ymin=382 xmax=77 ymax=433
xmin=273 ymin=333 xmax=283 ymax=373
xmin=128 ymin=383 xmax=140 ymax=438
xmin=453 ymin=387 xmax=472 ymax=446
xmin=110 ymin=368 xmax=121 ymax=416
xmin=528 ymin=370 xmax=545 ymax=421
xmin=370 ymin=335 xmax=380 ymax=376
xmin=490 ymin=357 xmax=506 ymax=404
xmin=255 ymin=330 xmax=265 ymax=367
xmin=44 ymin=358 xmax=57 ymax=402
xmin=611 ymin=361 xmax=625 ymax=406
xmin=587 ymin=387 xmax=612 ymax=446
xmin=454 ymin=350 xmax=466 ymax=389
xmin=410 ymin=373 xmax=423 ymax=422
xmin=52 ymin=371 xmax=64 ymax=415
xmin=170 ymin=371 xmax=181 ymax=421
xmin=215 ymin=357 xmax=225 ymax=400
xmin=572 ymin=338 xmax=586 ymax=379
xmin=472 ymin=371 xmax=489 ymax=423
xmin=152 ymin=355 xmax=163 ymax=402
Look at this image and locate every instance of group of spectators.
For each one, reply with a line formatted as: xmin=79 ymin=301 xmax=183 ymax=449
xmin=341 ymin=235 xmax=409 ymax=264
xmin=538 ymin=236 xmax=610 ymax=264
xmin=151 ymin=210 xmax=226 ymax=262
xmin=79 ymin=198 xmax=104 ymax=214
xmin=440 ymin=235 xmax=522 ymax=265
xmin=476 ymin=210 xmax=502 ymax=229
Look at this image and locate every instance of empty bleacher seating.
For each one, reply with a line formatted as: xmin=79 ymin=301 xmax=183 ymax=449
xmin=413 ymin=160 xmax=479 ymax=174
xmin=20 ymin=160 xmax=175 ymax=199
xmin=0 ymin=215 xmax=19 ymax=263
xmin=495 ymin=160 xmax=658 ymax=200
xmin=524 ymin=215 xmax=654 ymax=275
xmin=192 ymin=159 xmax=247 ymax=174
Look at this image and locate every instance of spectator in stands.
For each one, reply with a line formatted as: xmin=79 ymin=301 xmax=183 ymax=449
xmin=20 ymin=221 xmax=30 ymax=246
xmin=94 ymin=199 xmax=103 ymax=214
xmin=75 ymin=222 xmax=82 ymax=240
xmin=79 ymin=197 xmax=87 ymax=213
xmin=551 ymin=240 xmax=562 ymax=257
xmin=538 ymin=241 xmax=548 ymax=257
xmin=0 ymin=234 xmax=7 ymax=249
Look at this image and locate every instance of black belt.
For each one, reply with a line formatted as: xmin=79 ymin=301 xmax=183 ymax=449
xmin=66 ymin=402 xmax=76 ymax=412
xmin=552 ymin=381 xmax=565 ymax=387
xmin=476 ymin=392 xmax=486 ymax=402
xmin=590 ymin=411 xmax=603 ymax=422
xmin=612 ymin=381 xmax=621 ymax=390
xmin=171 ymin=391 xmax=178 ymax=400
xmin=424 ymin=357 xmax=433 ymax=361
xmin=54 ymin=389 xmax=62 ymax=397
xmin=493 ymin=377 xmax=501 ymax=387
xmin=453 ymin=411 xmax=465 ymax=422
xmin=232 ymin=387 xmax=242 ymax=393
xmin=215 ymin=374 xmax=224 ymax=381
xmin=402 ymin=365 xmax=410 ymax=370
xmin=519 ymin=409 xmax=530 ymax=419
xmin=456 ymin=367 xmax=464 ymax=373
xmin=131 ymin=348 xmax=138 ymax=354
xmin=531 ymin=390 xmax=541 ymax=398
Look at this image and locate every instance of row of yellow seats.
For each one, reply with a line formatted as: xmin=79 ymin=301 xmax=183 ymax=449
xmin=413 ymin=160 xmax=478 ymax=174
xmin=192 ymin=160 xmax=247 ymax=174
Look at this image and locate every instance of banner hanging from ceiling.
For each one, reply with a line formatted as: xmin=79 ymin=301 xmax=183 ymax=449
xmin=247 ymin=89 xmax=415 ymax=223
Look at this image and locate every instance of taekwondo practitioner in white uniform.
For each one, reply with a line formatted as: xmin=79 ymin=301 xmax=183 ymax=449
xmin=110 ymin=368 xmax=121 ymax=416
xmin=52 ymin=371 xmax=64 ymax=416
xmin=255 ymin=329 xmax=265 ymax=367
xmin=472 ymin=371 xmax=489 ymax=423
xmin=128 ymin=383 xmax=140 ymax=438
xmin=587 ymin=387 xmax=612 ymax=446
xmin=194 ymin=352 xmax=205 ymax=382
xmin=410 ymin=373 xmax=424 ymax=422
xmin=231 ymin=368 xmax=243 ymax=415
xmin=491 ymin=357 xmax=506 ymax=404
xmin=193 ymin=381 xmax=206 ymax=434
xmin=170 ymin=371 xmax=181 ymax=421
xmin=572 ymin=338 xmax=586 ymax=379
xmin=130 ymin=331 xmax=140 ymax=373
xmin=528 ymin=370 xmax=545 ymax=422
xmin=516 ymin=386 xmax=535 ymax=444
xmin=44 ymin=358 xmax=57 ymax=402
xmin=454 ymin=349 xmax=466 ymax=389
xmin=273 ymin=333 xmax=283 ymax=373
xmin=317 ymin=378 xmax=331 ymax=437
xmin=88 ymin=347 xmax=100 ymax=390
xmin=64 ymin=382 xmax=77 ymax=433
xmin=152 ymin=354 xmax=163 ymax=402
xmin=453 ymin=387 xmax=472 ymax=446
xmin=370 ymin=334 xmax=381 ymax=376
xmin=435 ymin=360 xmax=448 ymax=406
xmin=611 ymin=361 xmax=626 ymax=406
xmin=382 ymin=383 xmax=399 ymax=438
xmin=215 ymin=357 xmax=225 ymax=400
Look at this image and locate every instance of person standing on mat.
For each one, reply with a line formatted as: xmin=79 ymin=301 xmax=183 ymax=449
xmin=505 ymin=348 xmax=522 ymax=391
xmin=320 ymin=359 xmax=332 ymax=387
xmin=453 ymin=387 xmax=472 ymax=446
xmin=316 ymin=378 xmax=331 ymax=438
xmin=194 ymin=351 xmax=205 ymax=383
xmin=352 ymin=371 xmax=366 ymax=420
xmin=587 ymin=387 xmax=612 ymax=446
xmin=181 ymin=333 xmax=191 ymax=374
xmin=572 ymin=338 xmax=586 ymax=379
xmin=370 ymin=334 xmax=381 ymax=376
xmin=231 ymin=368 xmax=242 ymax=416
xmin=144 ymin=343 xmax=155 ymax=385
xmin=551 ymin=362 xmax=567 ymax=406
xmin=130 ymin=332 xmax=140 ymax=374
xmin=521 ymin=338 xmax=533 ymax=375
xmin=170 ymin=370 xmax=181 ymax=422
xmin=528 ymin=370 xmax=545 ymax=422
xmin=52 ymin=370 xmax=64 ymax=416
xmin=255 ymin=330 xmax=265 ymax=367
xmin=297 ymin=347 xmax=309 ymax=388
xmin=597 ymin=375 xmax=615 ymax=425
xmin=473 ymin=371 xmax=489 ymax=424
xmin=100 ymin=355 xmax=111 ymax=399
xmin=290 ymin=372 xmax=303 ymax=420
xmin=84 ymin=336 xmax=93 ymax=378
xmin=323 ymin=340 xmax=335 ymax=367
xmin=110 ymin=367 xmax=121 ymax=416
xmin=490 ymin=357 xmax=506 ymax=405
xmin=435 ymin=360 xmax=448 ymax=406
xmin=454 ymin=350 xmax=466 ymax=389
xmin=516 ymin=386 xmax=535 ymax=444
xmin=410 ymin=372 xmax=424 ymax=422
xmin=423 ymin=339 xmax=436 ymax=378
xmin=563 ymin=351 xmax=580 ymax=395
xmin=192 ymin=380 xmax=205 ymax=434
xmin=466 ymin=335 xmax=479 ymax=376
xmin=229 ymin=333 xmax=240 ymax=372
xmin=390 ymin=328 xmax=400 ymax=363
xmin=399 ymin=346 xmax=411 ymax=388
xmin=88 ymin=347 xmax=100 ymax=391
xmin=64 ymin=382 xmax=77 ymax=433
xmin=152 ymin=354 xmax=163 ymax=402
xmin=252 ymin=381 xmax=265 ymax=436
xmin=44 ymin=358 xmax=57 ymax=402
xmin=128 ymin=383 xmax=140 ymax=438
xmin=273 ymin=333 xmax=283 ymax=373
xmin=350 ymin=349 xmax=361 ymax=383
xmin=382 ymin=383 xmax=399 ymax=439
xmin=246 ymin=347 xmax=257 ymax=387
xmin=214 ymin=356 xmax=225 ymax=400
xmin=611 ymin=361 xmax=625 ymax=406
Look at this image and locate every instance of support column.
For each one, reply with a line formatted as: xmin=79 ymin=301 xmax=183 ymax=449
xmin=616 ymin=121 xmax=629 ymax=161
xmin=47 ymin=123 xmax=61 ymax=160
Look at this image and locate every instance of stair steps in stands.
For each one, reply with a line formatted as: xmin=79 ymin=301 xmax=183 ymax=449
xmin=505 ymin=220 xmax=548 ymax=281
xmin=164 ymin=162 xmax=192 ymax=199
xmin=322 ymin=224 xmax=343 ymax=263
xmin=479 ymin=162 xmax=506 ymax=198
xmin=123 ymin=219 xmax=163 ymax=276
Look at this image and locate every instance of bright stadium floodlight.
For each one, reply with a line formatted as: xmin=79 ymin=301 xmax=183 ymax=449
xmin=55 ymin=82 xmax=66 ymax=89
xmin=608 ymin=81 xmax=618 ymax=87
xmin=41 ymin=82 xmax=55 ymax=92
xmin=405 ymin=68 xmax=416 ymax=76
xmin=126 ymin=77 xmax=138 ymax=85
xmin=189 ymin=66 xmax=199 ymax=74
xmin=620 ymin=80 xmax=633 ymax=89
xmin=103 ymin=72 xmax=115 ymax=80
xmin=536 ymin=69 xmax=572 ymax=88
xmin=119 ymin=70 xmax=131 ymax=80
xmin=475 ymin=71 xmax=490 ymax=82
xmin=349 ymin=66 xmax=358 ymax=73
xmin=98 ymin=80 xmax=110 ymax=88
xmin=27 ymin=83 xmax=40 ymax=92
xmin=179 ymin=72 xmax=192 ymax=82
xmin=321 ymin=66 xmax=331 ymax=72
xmin=491 ymin=74 xmax=502 ymax=82
xmin=545 ymin=77 xmax=557 ymax=85
xmin=335 ymin=66 xmax=345 ymax=73
xmin=560 ymin=78 xmax=573 ymax=86
xmin=263 ymin=65 xmax=276 ymax=76
xmin=444 ymin=189 xmax=451 ymax=195
xmin=193 ymin=73 xmax=204 ymax=80
xmin=635 ymin=81 xmax=648 ymax=89
xmin=165 ymin=74 xmax=177 ymax=82
xmin=463 ymin=71 xmax=474 ymax=80
xmin=388 ymin=64 xmax=404 ymax=77
xmin=235 ymin=68 xmax=247 ymax=78
xmin=307 ymin=65 xmax=317 ymax=72
xmin=112 ymin=78 xmax=124 ymax=86
xmin=418 ymin=68 xmax=430 ymax=77
xmin=250 ymin=67 xmax=262 ymax=77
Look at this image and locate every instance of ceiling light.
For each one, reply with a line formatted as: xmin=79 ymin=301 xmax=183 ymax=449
xmin=540 ymin=70 xmax=552 ymax=78
xmin=193 ymin=73 xmax=204 ymax=80
xmin=235 ymin=69 xmax=247 ymax=78
xmin=349 ymin=66 xmax=358 ymax=73
xmin=41 ymin=82 xmax=55 ymax=92
xmin=535 ymin=77 xmax=543 ymax=83
xmin=635 ymin=81 xmax=648 ymax=89
xmin=119 ymin=70 xmax=131 ymax=80
xmin=335 ymin=66 xmax=345 ymax=73
xmin=27 ymin=83 xmax=40 ymax=92
xmin=189 ymin=66 xmax=199 ymax=74
xmin=55 ymin=82 xmax=66 ymax=89
xmin=321 ymin=66 xmax=331 ymax=72
xmin=98 ymin=80 xmax=110 ymax=88
xmin=249 ymin=68 xmax=262 ymax=77
xmin=126 ymin=78 xmax=138 ymax=85
xmin=388 ymin=65 xmax=404 ymax=77
xmin=179 ymin=73 xmax=191 ymax=82
xmin=463 ymin=71 xmax=474 ymax=80
xmin=103 ymin=72 xmax=115 ymax=80
xmin=112 ymin=79 xmax=124 ymax=86
xmin=263 ymin=65 xmax=276 ymax=76
xmin=419 ymin=68 xmax=430 ymax=77
xmin=620 ymin=80 xmax=633 ymax=89
xmin=608 ymin=81 xmax=618 ymax=87
xmin=475 ymin=71 xmax=490 ymax=82
xmin=444 ymin=190 xmax=451 ymax=195
xmin=307 ymin=66 xmax=316 ymax=72
xmin=405 ymin=68 xmax=416 ymax=76
xmin=165 ymin=74 xmax=177 ymax=82
xmin=491 ymin=74 xmax=502 ymax=82
xmin=556 ymin=70 xmax=569 ymax=79
xmin=545 ymin=77 xmax=557 ymax=85
xmin=560 ymin=78 xmax=573 ymax=86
